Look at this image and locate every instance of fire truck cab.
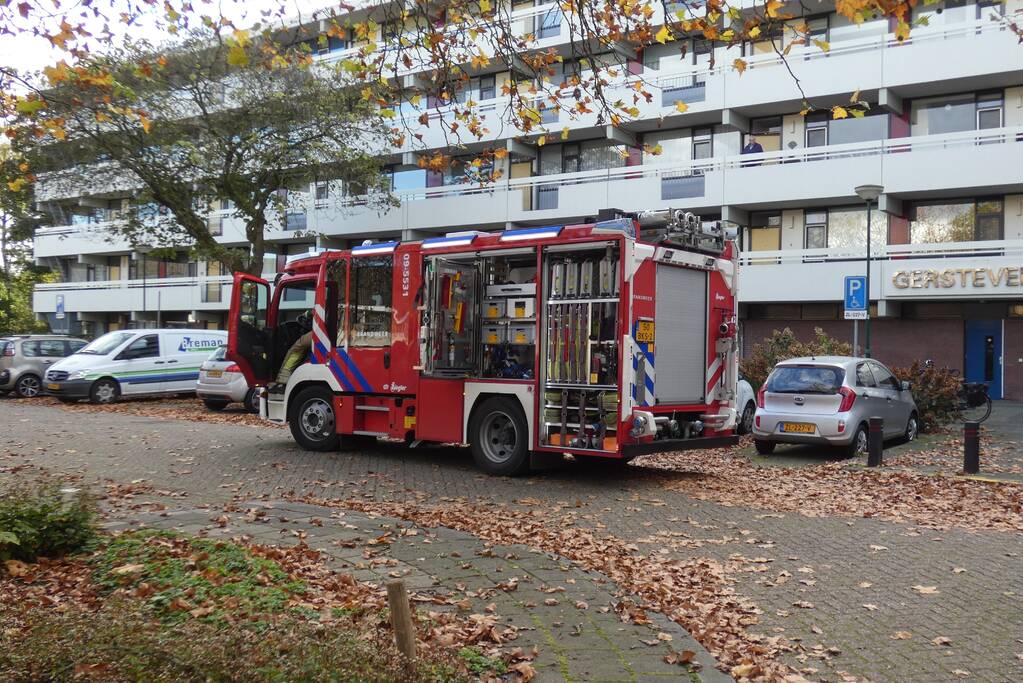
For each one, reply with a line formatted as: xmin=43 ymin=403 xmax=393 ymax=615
xmin=227 ymin=209 xmax=740 ymax=475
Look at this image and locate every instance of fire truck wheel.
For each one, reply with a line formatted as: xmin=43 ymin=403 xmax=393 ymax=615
xmin=469 ymin=397 xmax=530 ymax=476
xmin=289 ymin=386 xmax=340 ymax=451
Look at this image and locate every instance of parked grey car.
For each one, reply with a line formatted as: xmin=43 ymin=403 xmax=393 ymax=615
xmin=1 ymin=335 xmax=88 ymax=398
xmin=196 ymin=345 xmax=258 ymax=412
xmin=752 ymin=356 xmax=919 ymax=457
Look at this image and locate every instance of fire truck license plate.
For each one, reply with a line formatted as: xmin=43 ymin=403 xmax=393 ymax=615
xmin=781 ymin=422 xmax=815 ymax=434
xmin=635 ymin=321 xmax=655 ymax=343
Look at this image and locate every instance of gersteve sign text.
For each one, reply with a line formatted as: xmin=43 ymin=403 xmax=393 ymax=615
xmin=892 ymin=267 xmax=1023 ymax=290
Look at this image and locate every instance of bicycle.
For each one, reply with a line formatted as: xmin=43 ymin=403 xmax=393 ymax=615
xmin=958 ymin=380 xmax=992 ymax=424
xmin=923 ymin=359 xmax=992 ymax=424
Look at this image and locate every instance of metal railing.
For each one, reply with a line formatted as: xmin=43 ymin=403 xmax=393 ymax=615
xmin=738 ymin=239 xmax=1023 ymax=267
xmin=36 ymin=124 xmax=1023 ymax=236
xmin=35 ymin=275 xmax=234 ymax=292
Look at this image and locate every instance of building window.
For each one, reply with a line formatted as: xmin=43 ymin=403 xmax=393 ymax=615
xmin=976 ymin=199 xmax=1003 ymax=240
xmin=910 ymin=199 xmax=1002 ymax=243
xmin=315 ymin=181 xmax=330 ymax=201
xmin=479 ymin=74 xmax=496 ymax=101
xmin=805 ymin=113 xmax=828 ymax=148
xmin=805 ymin=210 xmax=827 ymax=249
xmin=390 ymin=168 xmax=427 ymax=192
xmin=977 ymin=91 xmax=1004 ymax=130
xmin=750 ymin=117 xmax=782 ymax=153
xmin=911 ymin=91 xmax=1004 ymax=136
xmin=748 ymin=211 xmax=781 ymax=251
xmin=801 ymin=207 xmax=887 ymax=250
xmin=826 ymin=207 xmax=887 ymax=250
xmin=692 ymin=127 xmax=713 ymax=161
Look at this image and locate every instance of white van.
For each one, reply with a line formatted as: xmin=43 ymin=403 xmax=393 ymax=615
xmin=43 ymin=328 xmax=227 ymax=404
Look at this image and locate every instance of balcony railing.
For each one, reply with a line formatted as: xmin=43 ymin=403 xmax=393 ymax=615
xmin=738 ymin=239 xmax=1023 ymax=267
xmin=35 ymin=124 xmax=1023 ymax=242
xmin=35 ymin=275 xmax=234 ymax=292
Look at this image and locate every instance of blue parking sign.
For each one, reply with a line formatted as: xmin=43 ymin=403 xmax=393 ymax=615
xmin=844 ymin=276 xmax=867 ymax=319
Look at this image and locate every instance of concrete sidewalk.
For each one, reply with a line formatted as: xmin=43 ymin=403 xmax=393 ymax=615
xmin=104 ymin=499 xmax=730 ymax=683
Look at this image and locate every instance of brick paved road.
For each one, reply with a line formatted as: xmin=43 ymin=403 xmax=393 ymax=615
xmin=3 ymin=400 xmax=1023 ymax=682
xmin=106 ymin=501 xmax=723 ymax=683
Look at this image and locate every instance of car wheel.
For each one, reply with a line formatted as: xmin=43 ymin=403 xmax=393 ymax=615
xmin=14 ymin=374 xmax=42 ymax=399
xmin=904 ymin=413 xmax=919 ymax=442
xmin=844 ymin=424 xmax=869 ymax=458
xmin=89 ymin=378 xmax=120 ymax=405
xmin=469 ymin=397 xmax=530 ymax=476
xmin=754 ymin=439 xmax=775 ymax=455
xmin=243 ymin=388 xmax=260 ymax=414
xmin=203 ymin=399 xmax=230 ymax=411
xmin=289 ymin=386 xmax=340 ymax=451
xmin=738 ymin=401 xmax=756 ymax=435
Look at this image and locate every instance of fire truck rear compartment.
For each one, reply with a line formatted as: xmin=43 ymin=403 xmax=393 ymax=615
xmin=540 ymin=243 xmax=621 ymax=452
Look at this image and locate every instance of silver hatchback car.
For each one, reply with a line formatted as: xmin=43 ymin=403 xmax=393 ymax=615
xmin=1 ymin=335 xmax=88 ymax=398
xmin=752 ymin=356 xmax=919 ymax=457
xmin=196 ymin=345 xmax=259 ymax=412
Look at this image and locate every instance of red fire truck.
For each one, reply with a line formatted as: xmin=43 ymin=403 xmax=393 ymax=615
xmin=227 ymin=208 xmax=740 ymax=475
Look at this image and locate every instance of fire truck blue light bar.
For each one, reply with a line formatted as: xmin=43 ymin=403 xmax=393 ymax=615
xmin=500 ymin=225 xmax=563 ymax=242
xmin=351 ymin=241 xmax=399 ymax=255
xmin=422 ymin=235 xmax=478 ymax=249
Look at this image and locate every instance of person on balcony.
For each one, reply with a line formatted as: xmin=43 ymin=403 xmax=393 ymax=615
xmin=741 ymin=135 xmax=764 ymax=166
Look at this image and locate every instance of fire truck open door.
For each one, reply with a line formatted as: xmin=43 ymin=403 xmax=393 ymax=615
xmin=227 ymin=273 xmax=271 ymax=387
xmin=422 ymin=257 xmax=480 ymax=377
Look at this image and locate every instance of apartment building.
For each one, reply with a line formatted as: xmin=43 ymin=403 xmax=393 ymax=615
xmin=31 ymin=0 xmax=1023 ymax=397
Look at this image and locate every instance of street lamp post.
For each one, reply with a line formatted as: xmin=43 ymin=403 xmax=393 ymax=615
xmin=136 ymin=245 xmax=152 ymax=327
xmin=854 ymin=184 xmax=883 ymax=359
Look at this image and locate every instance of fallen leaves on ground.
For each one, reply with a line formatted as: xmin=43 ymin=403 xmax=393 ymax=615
xmin=38 ymin=396 xmax=284 ymax=428
xmin=634 ymin=447 xmax=1023 ymax=533
xmin=886 ymin=430 xmax=1023 ymax=475
xmin=299 ymin=496 xmax=799 ymax=682
xmin=1 ymin=533 xmax=530 ymax=681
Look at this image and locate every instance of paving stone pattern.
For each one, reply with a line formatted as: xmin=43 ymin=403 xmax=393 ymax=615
xmin=4 ymin=401 xmax=1023 ymax=682
xmin=104 ymin=500 xmax=723 ymax=683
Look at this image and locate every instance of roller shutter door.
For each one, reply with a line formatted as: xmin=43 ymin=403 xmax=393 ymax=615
xmin=654 ymin=265 xmax=707 ymax=404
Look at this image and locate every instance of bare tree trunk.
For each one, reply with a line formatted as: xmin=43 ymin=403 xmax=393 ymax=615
xmin=244 ymin=216 xmax=267 ymax=278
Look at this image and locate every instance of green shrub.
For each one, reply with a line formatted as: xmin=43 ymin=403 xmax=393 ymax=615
xmin=0 ymin=600 xmax=467 ymax=683
xmin=0 ymin=479 xmax=96 ymax=562
xmin=891 ymin=361 xmax=961 ymax=431
xmin=740 ymin=327 xmax=853 ymax=389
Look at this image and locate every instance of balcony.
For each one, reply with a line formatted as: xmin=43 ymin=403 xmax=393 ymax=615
xmin=33 ymin=276 xmax=235 ymax=314
xmin=324 ymin=125 xmax=1023 ymax=233
xmin=33 ymin=125 xmax=1023 ymax=252
xmin=739 ymin=240 xmax=1023 ymax=304
xmin=35 ymin=211 xmax=254 ymax=259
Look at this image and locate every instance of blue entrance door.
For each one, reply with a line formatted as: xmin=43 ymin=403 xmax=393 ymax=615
xmin=964 ymin=319 xmax=1002 ymax=399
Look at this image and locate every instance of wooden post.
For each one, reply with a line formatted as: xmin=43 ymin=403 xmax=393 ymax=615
xmin=386 ymin=579 xmax=417 ymax=665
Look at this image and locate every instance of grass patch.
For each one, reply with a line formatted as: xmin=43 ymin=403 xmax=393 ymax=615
xmin=0 ymin=601 xmax=466 ymax=682
xmin=458 ymin=647 xmax=508 ymax=676
xmin=92 ymin=530 xmax=305 ymax=625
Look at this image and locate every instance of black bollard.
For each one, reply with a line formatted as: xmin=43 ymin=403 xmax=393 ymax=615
xmin=867 ymin=416 xmax=884 ymax=467
xmin=963 ymin=420 xmax=980 ymax=474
